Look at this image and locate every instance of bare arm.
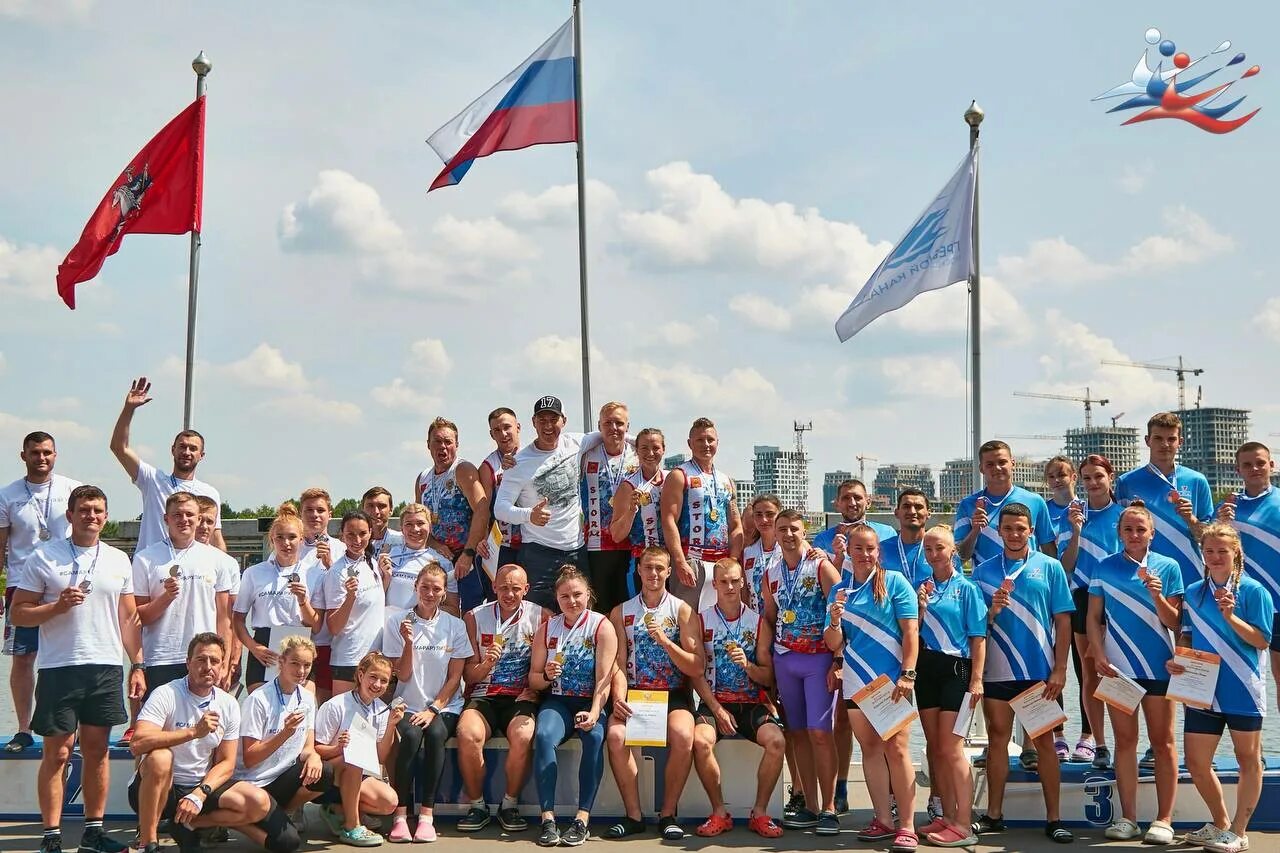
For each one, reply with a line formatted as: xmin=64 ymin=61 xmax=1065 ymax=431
xmin=110 ymin=378 xmax=151 ymax=482
xmin=432 ymin=657 xmax=466 ymax=710
xmin=665 ymin=602 xmax=703 ymax=678
xmin=130 ymin=719 xmax=204 ymax=756
xmin=462 ymin=611 xmax=496 ymax=686
xmin=11 ymin=587 xmax=74 ymax=627
xmin=608 ymin=481 xmax=638 ymax=546
xmin=727 ymin=490 xmax=744 ymax=561
xmin=609 ymin=607 xmax=629 ymax=713
xmin=528 ymin=623 xmax=553 ymax=692
xmin=592 ymin=619 xmax=619 ymax=717
xmin=747 ymin=618 xmax=775 ymax=688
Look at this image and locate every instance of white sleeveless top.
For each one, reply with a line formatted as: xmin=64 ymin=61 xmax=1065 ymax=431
xmin=624 ymin=468 xmax=665 ymax=554
xmin=545 ymin=609 xmax=607 ymax=698
xmin=469 ymin=599 xmax=542 ymax=697
xmin=741 ymin=540 xmax=781 ymax=611
xmin=699 ymin=602 xmax=766 ymax=703
xmin=620 ymin=591 xmax=686 ymax=690
xmin=480 ymin=449 xmax=521 ymax=549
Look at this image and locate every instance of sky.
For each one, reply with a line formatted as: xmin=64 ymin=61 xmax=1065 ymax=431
xmin=2 ymin=0 xmax=1277 ymax=519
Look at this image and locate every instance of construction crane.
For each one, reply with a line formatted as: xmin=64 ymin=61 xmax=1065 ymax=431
xmin=855 ymin=454 xmax=878 ymax=483
xmin=1012 ymin=387 xmax=1109 ymax=429
xmin=1101 ymin=356 xmax=1203 ymax=410
xmin=1110 ymin=412 xmax=1125 ymax=428
xmin=793 ymin=420 xmax=813 ymax=455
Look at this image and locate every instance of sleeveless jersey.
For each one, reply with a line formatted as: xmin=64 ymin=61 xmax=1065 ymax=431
xmin=624 ymin=468 xmax=666 ymax=556
xmin=545 ymin=609 xmax=607 ymax=698
xmin=469 ymin=599 xmax=541 ymax=697
xmin=677 ymin=461 xmax=733 ymax=560
xmin=621 ymin=591 xmax=685 ymax=690
xmin=741 ymin=540 xmax=781 ymax=610
xmin=480 ymin=450 xmax=521 ymax=549
xmin=581 ymin=445 xmax=638 ymax=551
xmin=699 ymin=603 xmax=766 ymax=703
xmin=765 ymin=550 xmax=827 ymax=655
xmin=416 ymin=460 xmax=474 ymax=554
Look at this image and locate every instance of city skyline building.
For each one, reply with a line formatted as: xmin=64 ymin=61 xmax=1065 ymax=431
xmin=753 ymin=444 xmax=809 ymax=513
xmin=822 ymin=470 xmax=851 ymax=512
xmin=1175 ymin=406 xmax=1251 ymax=493
xmin=873 ymin=463 xmax=937 ymax=506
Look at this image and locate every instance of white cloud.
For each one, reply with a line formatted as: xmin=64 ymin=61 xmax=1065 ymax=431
xmin=522 ymin=335 xmax=583 ymax=381
xmin=1262 ymin=297 xmax=1280 ymax=343
xmin=279 ymin=170 xmax=404 ymax=255
xmin=257 ymin=394 xmax=361 ymax=424
xmin=880 ymin=356 xmax=966 ymax=399
xmin=994 ymin=237 xmax=1112 ymax=285
xmin=0 ymin=0 xmax=94 ymax=23
xmin=37 ymin=396 xmax=81 ymax=413
xmin=1118 ymin=162 xmax=1154 ymax=195
xmin=407 ymin=338 xmax=453 ymax=377
xmin=220 ymin=344 xmax=308 ymax=390
xmin=1032 ymin=309 xmax=1172 ymax=410
xmin=656 ymin=321 xmax=698 ymax=347
xmin=0 ymin=411 xmax=92 ymax=442
xmin=497 ymin=179 xmax=619 ymax=225
xmin=0 ymin=237 xmax=60 ymax=300
xmin=730 ymin=293 xmax=792 ymax=331
xmin=370 ymin=378 xmax=443 ymax=415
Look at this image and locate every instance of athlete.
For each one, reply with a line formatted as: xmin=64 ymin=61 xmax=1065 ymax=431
xmin=1043 ymin=456 xmax=1078 ymax=544
xmin=607 ymin=427 xmax=667 ymax=601
xmin=455 ymin=564 xmax=546 ymax=834
xmin=880 ymin=488 xmax=931 ymax=582
xmin=1086 ymin=501 xmax=1182 ymax=844
xmin=362 ymin=487 xmax=404 ymax=556
xmin=109 ymin=377 xmax=225 ymax=552
xmin=316 ymin=511 xmax=384 ymax=696
xmin=12 ymin=485 xmax=144 ymax=853
xmin=969 ymin=503 xmax=1075 ymax=844
xmin=192 ymin=496 xmax=219 ymax=546
xmin=955 ymin=440 xmax=1057 ymax=564
xmin=581 ymin=402 xmax=639 ymax=614
xmin=811 ymin=479 xmax=894 ymax=554
xmin=477 ymin=407 xmax=522 ymax=568
xmin=379 ymin=503 xmax=458 ymax=616
xmin=1 ymin=431 xmax=80 ymax=755
xmin=1174 ymin=523 xmax=1271 ymax=853
xmin=297 ymin=488 xmax=336 ymax=699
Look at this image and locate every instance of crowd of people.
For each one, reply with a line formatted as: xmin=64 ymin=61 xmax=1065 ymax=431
xmin=0 ymin=378 xmax=1275 ymax=853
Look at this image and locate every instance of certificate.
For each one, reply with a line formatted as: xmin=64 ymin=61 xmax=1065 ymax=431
xmin=1094 ymin=668 xmax=1146 ymax=715
xmin=343 ymin=713 xmax=382 ymax=777
xmin=263 ymin=625 xmax=313 ymax=684
xmin=1010 ymin=682 xmax=1068 ymax=739
xmin=623 ymin=689 xmax=669 ymax=747
xmin=851 ymin=675 xmax=918 ymax=741
xmin=480 ymin=521 xmax=502 ymax=583
xmin=1167 ymin=648 xmax=1220 ymax=710
xmin=952 ymin=692 xmax=978 ymax=738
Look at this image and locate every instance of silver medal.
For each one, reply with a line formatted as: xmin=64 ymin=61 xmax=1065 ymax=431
xmin=169 ymin=565 xmax=181 ymax=579
xmin=346 ymin=564 xmax=360 ymax=579
xmin=78 ymin=580 xmax=92 ymax=593
xmin=288 ymin=573 xmax=300 ymax=584
xmin=316 ymin=532 xmax=329 ymax=544
xmin=38 ymin=527 xmax=51 ymax=541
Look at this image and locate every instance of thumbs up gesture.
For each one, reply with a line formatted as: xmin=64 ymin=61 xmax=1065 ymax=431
xmin=530 ymin=496 xmax=552 ymax=527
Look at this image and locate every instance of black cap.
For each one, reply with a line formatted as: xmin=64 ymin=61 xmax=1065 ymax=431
xmin=533 ymin=395 xmax=564 ymax=417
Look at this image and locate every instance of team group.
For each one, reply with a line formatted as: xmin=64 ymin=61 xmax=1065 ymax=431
xmin=0 ymin=378 xmax=1275 ymax=853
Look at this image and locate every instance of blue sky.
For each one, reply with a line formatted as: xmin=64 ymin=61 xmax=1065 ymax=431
xmin=2 ymin=0 xmax=1276 ymax=516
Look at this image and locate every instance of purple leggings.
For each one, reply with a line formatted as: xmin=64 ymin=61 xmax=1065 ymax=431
xmin=774 ymin=650 xmax=837 ymax=732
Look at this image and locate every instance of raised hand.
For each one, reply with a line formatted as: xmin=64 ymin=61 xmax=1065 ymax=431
xmin=125 ymin=377 xmax=153 ymax=409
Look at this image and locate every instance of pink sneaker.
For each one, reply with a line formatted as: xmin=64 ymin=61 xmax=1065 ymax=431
xmin=388 ymin=817 xmax=411 ymax=843
xmin=414 ymin=816 xmax=438 ymax=843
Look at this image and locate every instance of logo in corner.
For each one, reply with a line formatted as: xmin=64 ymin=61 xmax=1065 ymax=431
xmin=882 ymin=208 xmax=947 ymax=271
xmin=110 ymin=163 xmax=153 ymax=240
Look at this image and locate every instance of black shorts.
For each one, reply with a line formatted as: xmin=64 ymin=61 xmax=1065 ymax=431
xmin=331 ymin=664 xmax=357 ymax=684
xmin=586 ymin=549 xmax=634 ymax=615
xmin=32 ymin=664 xmax=127 ymax=735
xmin=245 ymin=627 xmax=271 ymax=686
xmin=694 ymin=702 xmax=781 ymax=743
xmin=1184 ymin=706 xmax=1263 ymax=735
xmin=1071 ymin=587 xmax=1092 ymax=635
xmin=144 ymin=664 xmax=189 ymax=702
xmin=984 ymin=679 xmax=1043 ymax=704
xmin=1132 ymin=678 xmax=1169 ymax=697
xmin=128 ymin=772 xmax=235 ymax=819
xmin=916 ymin=648 xmax=971 ymax=712
xmin=1271 ymin=613 xmax=1280 ymax=653
xmin=609 ymin=687 xmax=694 ymax=719
xmin=463 ymin=694 xmax=538 ymax=736
xmin=261 ymin=756 xmax=334 ymax=807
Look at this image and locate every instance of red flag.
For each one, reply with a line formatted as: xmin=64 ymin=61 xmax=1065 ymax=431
xmin=56 ymin=97 xmax=205 ymax=309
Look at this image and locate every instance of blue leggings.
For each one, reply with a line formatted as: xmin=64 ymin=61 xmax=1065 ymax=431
xmin=534 ymin=696 xmax=605 ymax=812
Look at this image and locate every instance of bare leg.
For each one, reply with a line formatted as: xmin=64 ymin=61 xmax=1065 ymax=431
xmin=191 ymin=782 xmax=271 ymax=828
xmin=849 ymin=710 xmax=894 ymax=826
xmin=605 ymin=720 xmax=642 ymax=820
xmin=660 ymin=712 xmax=695 ymax=816
xmin=1227 ymin=729 xmax=1262 ymax=838
xmin=809 ymin=728 xmax=837 ymax=813
xmin=939 ymin=716 xmax=975 ymax=831
xmin=754 ymin=725 xmax=786 ymax=816
xmin=37 ymin=733 xmax=75 ymax=829
xmin=884 ymin=728 xmax=916 ymax=833
xmin=981 ymin=699 xmax=1014 ymax=819
xmin=920 ymin=709 xmax=948 ymax=816
xmin=456 ymin=709 xmax=490 ymax=802
xmin=791 ymin=730 xmax=817 ymax=808
xmin=691 ymin=724 xmax=725 ymax=815
xmin=505 ymin=714 xmax=536 ymax=799
xmin=78 ymin=726 xmax=112 ymax=820
xmin=336 ymin=761 xmax=365 ymax=830
xmin=1185 ymin=732 xmax=1228 ymax=829
xmin=1075 ymin=635 xmax=1107 ymax=751
xmin=136 ymin=749 xmax=174 ymax=847
xmin=833 ymin=701 xmax=853 ymax=795
xmin=1033 ymin=730 xmax=1062 ymax=822
xmin=1143 ymin=696 xmax=1177 ymax=823
xmin=10 ymin=653 xmax=35 ymax=734
xmin=1111 ymin=695 xmax=1140 ymax=821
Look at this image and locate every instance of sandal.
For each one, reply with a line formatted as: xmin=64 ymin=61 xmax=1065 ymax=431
xmin=1046 ymin=820 xmax=1074 ymax=844
xmin=1070 ymin=738 xmax=1095 ymax=763
xmin=891 ymin=829 xmax=919 ymax=852
xmin=695 ymin=813 xmax=733 ymax=838
xmin=919 ymin=817 xmax=948 ymax=836
xmin=857 ymin=818 xmax=896 ymax=842
xmin=747 ymin=813 xmax=783 ymax=839
xmin=1019 ymin=749 xmax=1039 ymax=770
xmin=603 ymin=817 xmax=646 ymax=839
xmin=928 ymin=823 xmax=979 ymax=848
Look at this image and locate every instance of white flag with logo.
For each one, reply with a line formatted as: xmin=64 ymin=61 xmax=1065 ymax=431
xmin=835 ymin=147 xmax=977 ymax=342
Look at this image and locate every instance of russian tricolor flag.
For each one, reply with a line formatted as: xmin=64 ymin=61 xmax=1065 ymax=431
xmin=427 ymin=18 xmax=577 ymax=191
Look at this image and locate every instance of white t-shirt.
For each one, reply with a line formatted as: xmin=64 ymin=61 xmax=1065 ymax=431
xmin=234 ymin=556 xmax=315 ymax=630
xmin=133 ymin=540 xmax=238 ymax=666
xmin=0 ymin=474 xmax=81 ymax=588
xmin=19 ymin=538 xmax=133 ymax=668
xmin=133 ymin=461 xmax=223 ymax=552
xmin=315 ymin=690 xmax=389 ymax=744
xmin=381 ymin=608 xmax=470 ymax=714
xmin=235 ymin=678 xmax=316 ymax=785
xmin=383 ymin=546 xmax=457 ymax=610
xmin=315 ymin=554 xmax=385 ymax=666
xmin=370 ymin=528 xmax=404 ymax=555
xmin=138 ymin=679 xmax=240 ymax=786
xmin=494 ymin=432 xmax=603 ymax=551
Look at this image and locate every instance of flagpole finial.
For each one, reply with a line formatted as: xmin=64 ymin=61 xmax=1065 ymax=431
xmin=192 ymin=51 xmax=212 ymax=77
xmin=964 ymin=100 xmax=984 ymax=127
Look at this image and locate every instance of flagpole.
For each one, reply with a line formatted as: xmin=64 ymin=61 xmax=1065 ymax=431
xmin=964 ymin=100 xmax=984 ymax=490
xmin=183 ymin=50 xmax=211 ymax=431
xmin=572 ymin=0 xmax=592 ymax=429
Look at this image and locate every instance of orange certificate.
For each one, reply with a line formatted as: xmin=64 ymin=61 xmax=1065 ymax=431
xmin=1010 ymin=682 xmax=1068 ymax=739
xmin=851 ymin=675 xmax=918 ymax=741
xmin=1166 ymin=648 xmax=1220 ymax=710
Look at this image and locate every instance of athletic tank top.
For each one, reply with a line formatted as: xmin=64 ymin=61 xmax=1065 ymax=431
xmin=480 ymin=450 xmax=521 ymax=549
xmin=545 ymin=609 xmax=606 ymax=698
xmin=741 ymin=540 xmax=781 ymax=610
xmin=469 ymin=599 xmax=541 ymax=697
xmin=677 ymin=461 xmax=732 ymax=560
xmin=765 ymin=550 xmax=826 ymax=655
xmin=700 ymin=603 xmax=766 ymax=703
xmin=625 ymin=468 xmax=666 ymax=556
xmin=416 ymin=460 xmax=473 ymax=554
xmin=621 ymin=591 xmax=686 ymax=690
xmin=581 ymin=445 xmax=637 ymax=551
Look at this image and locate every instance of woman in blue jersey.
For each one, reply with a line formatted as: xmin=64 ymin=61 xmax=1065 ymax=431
xmin=823 ymin=524 xmax=919 ymax=853
xmin=913 ymin=526 xmax=985 ymax=848
xmin=1171 ymin=523 xmax=1271 ymax=853
xmin=1042 ymin=455 xmax=1085 ymax=762
xmin=527 ymin=566 xmax=618 ymax=848
xmin=1086 ymin=501 xmax=1182 ymax=844
xmin=1059 ymin=454 xmax=1122 ymax=768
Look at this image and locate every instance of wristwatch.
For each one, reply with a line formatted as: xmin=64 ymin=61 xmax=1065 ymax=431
xmin=130 ymin=662 xmax=145 ymax=672
xmin=461 ymin=547 xmax=477 ymax=559
xmin=198 ymin=783 xmax=213 ymax=797
xmin=901 ymin=669 xmax=918 ymax=681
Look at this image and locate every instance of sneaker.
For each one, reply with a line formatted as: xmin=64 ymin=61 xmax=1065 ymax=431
xmin=694 ymin=813 xmax=733 ymax=838
xmin=498 ymin=807 xmax=528 ymax=833
xmin=858 ymin=818 xmax=897 ymax=841
xmin=140 ymin=844 xmax=161 ymax=853
xmin=536 ymin=820 xmax=560 ymax=847
xmin=834 ymin=792 xmax=849 ymax=814
xmin=927 ymin=796 xmax=944 ymax=823
xmin=1092 ymin=744 xmax=1112 ymax=770
xmin=783 ymin=786 xmax=805 ymax=821
xmin=1105 ymin=818 xmax=1142 ymax=840
xmin=972 ymin=747 xmax=987 ymax=768
xmin=387 ymin=817 xmax=411 ymax=843
xmin=1145 ymin=820 xmax=1175 ymax=845
xmin=1070 ymin=738 xmax=1095 ymax=763
xmin=339 ymin=826 xmax=383 ymax=847
xmin=290 ymin=807 xmax=307 ymax=836
xmin=658 ymin=815 xmax=684 ymax=841
xmin=1140 ymin=746 xmax=1156 ymax=768
xmin=170 ymin=823 xmax=203 ymax=853
xmin=815 ymin=811 xmax=840 ymax=836
xmin=4 ymin=731 xmax=34 ymax=753
xmin=890 ymin=795 xmax=899 ymax=824
xmin=603 ymin=817 xmax=645 ymax=838
xmin=1054 ymin=736 xmax=1070 ymax=762
xmin=319 ymin=808 xmax=345 ymax=838
xmin=208 ymin=828 xmax=230 ymax=845
xmin=747 ymin=813 xmax=784 ymax=839
xmin=79 ymin=830 xmax=129 ymax=853
xmin=1019 ymin=749 xmax=1039 ymax=771
xmin=1204 ymin=829 xmax=1247 ymax=853
xmin=412 ymin=818 xmax=436 ymax=843
xmin=458 ymin=806 xmax=491 ymax=833
xmin=781 ymin=808 xmax=818 ymax=830
xmin=560 ymin=819 xmax=589 ymax=847
xmin=971 ymin=814 xmax=1006 ymax=835
xmin=40 ymin=836 xmax=63 ymax=853
xmin=1186 ymin=824 xmax=1226 ymax=845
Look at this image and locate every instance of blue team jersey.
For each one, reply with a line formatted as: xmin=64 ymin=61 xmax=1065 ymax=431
xmin=954 ymin=487 xmax=1057 ymax=564
xmin=1056 ymin=501 xmax=1123 ymax=590
xmin=1227 ymin=486 xmax=1280 ymax=612
xmin=1115 ymin=464 xmax=1212 ymax=589
xmin=811 ymin=518 xmax=894 ymax=555
xmin=916 ymin=572 xmax=987 ymax=658
xmin=880 ymin=534 xmax=927 ymax=585
xmin=972 ymin=551 xmax=1074 ymax=682
xmin=1088 ymin=551 xmax=1183 ymax=680
xmin=1181 ymin=574 xmax=1273 ymax=717
xmin=1047 ymin=498 xmax=1073 ymax=537
xmin=830 ymin=570 xmax=917 ymax=697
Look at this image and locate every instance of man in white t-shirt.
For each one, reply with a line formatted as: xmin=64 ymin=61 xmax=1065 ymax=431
xmin=362 ymin=486 xmax=404 ymax=555
xmin=130 ymin=632 xmax=270 ymax=853
xmin=1 ymin=430 xmax=81 ymax=755
xmin=110 ymin=376 xmax=226 ymax=552
xmin=134 ymin=493 xmax=239 ymax=697
xmin=12 ymin=485 xmax=145 ymax=853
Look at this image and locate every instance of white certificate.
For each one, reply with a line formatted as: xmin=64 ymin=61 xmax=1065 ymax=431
xmin=1167 ymin=648 xmax=1220 ymax=710
xmin=480 ymin=521 xmax=502 ymax=583
xmin=263 ymin=625 xmax=313 ymax=684
xmin=952 ymin=691 xmax=978 ymax=738
xmin=851 ymin=675 xmax=918 ymax=741
xmin=1094 ymin=668 xmax=1147 ymax=715
xmin=624 ymin=689 xmax=669 ymax=747
xmin=1010 ymin=682 xmax=1068 ymax=739
xmin=343 ymin=712 xmax=382 ymax=777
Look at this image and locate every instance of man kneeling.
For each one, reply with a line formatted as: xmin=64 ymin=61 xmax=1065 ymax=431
xmin=691 ymin=558 xmax=786 ymax=838
xmin=130 ymin=633 xmax=270 ymax=853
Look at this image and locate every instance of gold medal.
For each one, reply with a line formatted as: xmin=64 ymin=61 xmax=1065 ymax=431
xmin=493 ymin=635 xmax=506 ymax=649
xmin=554 ymin=651 xmax=565 ymax=664
xmin=724 ymin=640 xmax=739 ymax=653
xmin=781 ymin=609 xmax=797 ymax=624
xmin=708 ymin=507 xmax=719 ymax=522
